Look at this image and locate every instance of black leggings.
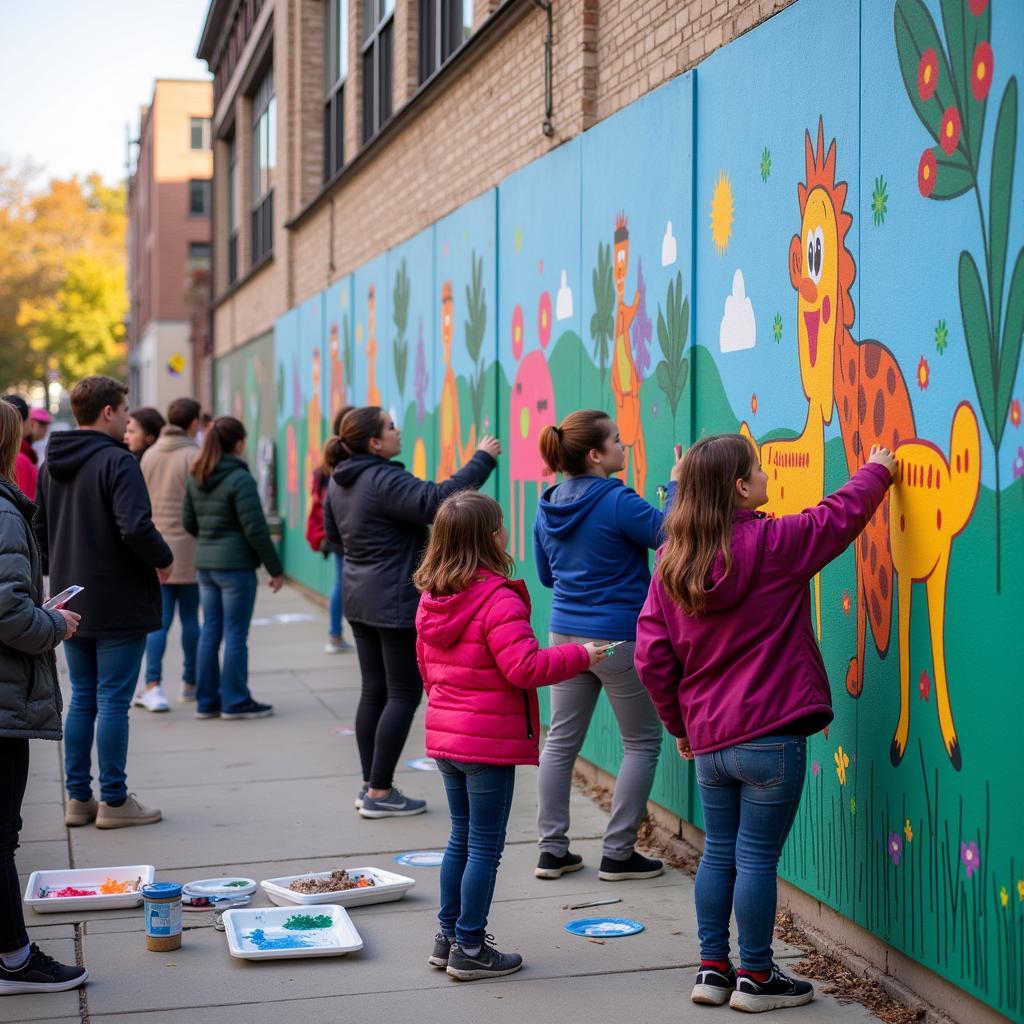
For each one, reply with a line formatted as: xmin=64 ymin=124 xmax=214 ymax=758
xmin=349 ymin=622 xmax=424 ymax=790
xmin=0 ymin=738 xmax=29 ymax=953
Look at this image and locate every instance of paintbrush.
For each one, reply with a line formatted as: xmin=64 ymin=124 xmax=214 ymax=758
xmin=561 ymin=896 xmax=623 ymax=910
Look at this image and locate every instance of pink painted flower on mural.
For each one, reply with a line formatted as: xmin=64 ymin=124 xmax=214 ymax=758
xmin=918 ymin=149 xmax=937 ymax=198
xmin=751 ymin=393 xmax=758 ymax=415
xmin=1010 ymin=398 xmax=1021 ymax=428
xmin=960 ymin=840 xmax=981 ymax=880
xmin=919 ymin=670 xmax=931 ymax=701
xmin=512 ymin=303 xmax=525 ymax=361
xmin=1014 ymin=447 xmax=1024 ymax=481
xmin=888 ymin=832 xmax=903 ymax=866
xmin=939 ymin=107 xmax=962 ymax=155
xmin=538 ymin=291 xmax=553 ymax=349
xmin=971 ymin=41 xmax=994 ymax=102
xmin=811 ymin=760 xmax=820 ymax=778
xmin=917 ymin=355 xmax=931 ymax=390
xmin=968 ymin=0 xmax=988 ymax=16
xmin=917 ymin=48 xmax=939 ymax=102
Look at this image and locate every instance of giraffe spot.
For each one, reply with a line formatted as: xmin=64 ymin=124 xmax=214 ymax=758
xmin=882 ymin=502 xmax=889 ymax=525
xmin=964 ymin=448 xmax=970 ymax=473
xmin=937 ymin=508 xmax=942 ymax=530
xmin=927 ymin=465 xmax=933 ymax=488
xmin=892 ymin=427 xmax=900 ymax=448
xmin=878 ymin=567 xmax=889 ymax=600
xmin=860 ymin=534 xmax=868 ymax=556
xmin=870 ymin=591 xmax=883 ymax=625
xmin=864 ymin=345 xmax=881 ymax=378
xmin=843 ymin=396 xmax=850 ymax=422
xmin=900 ymin=514 xmax=906 ymax=532
xmin=849 ymin=358 xmax=856 ymax=383
xmin=852 ymin=431 xmax=862 ymax=456
xmin=773 ymin=468 xmax=777 ymax=480
xmin=886 ymin=367 xmax=896 ymax=395
xmin=936 ymin=476 xmax=941 ymax=490
xmin=870 ymin=541 xmax=877 ymax=574
xmin=956 ymin=453 xmax=961 ymax=473
xmin=857 ymin=385 xmax=867 ymax=423
xmin=873 ymin=390 xmax=885 ymax=436
xmin=780 ymin=485 xmax=785 ymax=500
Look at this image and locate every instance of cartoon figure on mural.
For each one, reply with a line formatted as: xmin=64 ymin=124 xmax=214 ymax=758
xmin=437 ymin=279 xmax=476 ymax=480
xmin=508 ymin=293 xmax=556 ymax=559
xmin=328 ymin=320 xmax=346 ymax=415
xmin=285 ymin=351 xmax=302 ymax=528
xmin=366 ymin=284 xmax=381 ymax=407
xmin=611 ymin=214 xmax=647 ymax=496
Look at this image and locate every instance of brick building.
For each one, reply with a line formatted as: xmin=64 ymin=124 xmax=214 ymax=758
xmin=127 ymin=79 xmax=213 ymax=412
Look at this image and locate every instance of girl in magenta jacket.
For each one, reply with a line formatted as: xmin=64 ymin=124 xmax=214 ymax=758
xmin=634 ymin=434 xmax=894 ymax=1013
xmin=415 ymin=491 xmax=608 ymax=982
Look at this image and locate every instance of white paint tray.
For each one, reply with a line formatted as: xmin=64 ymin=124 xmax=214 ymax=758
xmin=261 ymin=866 xmax=415 ymax=908
xmin=25 ymin=865 xmax=155 ymax=913
xmin=221 ymin=904 xmax=363 ymax=960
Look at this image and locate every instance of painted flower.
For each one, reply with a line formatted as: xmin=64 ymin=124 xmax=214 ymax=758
xmin=1017 ymin=879 xmax=1024 ymax=902
xmin=773 ymin=312 xmax=783 ymax=344
xmin=904 ymin=819 xmax=914 ymax=843
xmin=538 ymin=291 xmax=553 ymax=348
xmin=939 ymin=107 xmax=962 ymax=155
xmin=935 ymin=319 xmax=948 ymax=354
xmin=1000 ymin=886 xmax=1009 ymax=908
xmin=1014 ymin=447 xmax=1024 ymax=481
xmin=919 ymin=670 xmax=931 ymax=701
xmin=511 ymin=303 xmax=525 ymax=360
xmin=871 ymin=175 xmax=888 ymax=226
xmin=835 ymin=746 xmax=850 ymax=785
xmin=888 ymin=832 xmax=903 ymax=866
xmin=968 ymin=0 xmax=988 ymax=16
xmin=812 ymin=759 xmax=820 ymax=777
xmin=917 ymin=355 xmax=930 ymax=390
xmin=917 ymin=48 xmax=939 ymax=101
xmin=960 ymin=840 xmax=980 ymax=880
xmin=841 ymin=591 xmax=851 ymax=616
xmin=751 ymin=393 xmax=758 ymax=415
xmin=850 ymin=798 xmax=857 ymax=815
xmin=824 ymin=725 xmax=829 ymax=740
xmin=1010 ymin=398 xmax=1021 ymax=428
xmin=918 ymin=149 xmax=937 ymax=198
xmin=971 ymin=41 xmax=994 ymax=102
xmin=760 ymin=147 xmax=771 ymax=183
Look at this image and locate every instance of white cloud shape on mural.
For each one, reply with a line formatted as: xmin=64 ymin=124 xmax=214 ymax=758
xmin=719 ymin=269 xmax=756 ymax=352
xmin=556 ymin=270 xmax=574 ymax=321
xmin=661 ymin=221 xmax=678 ymax=266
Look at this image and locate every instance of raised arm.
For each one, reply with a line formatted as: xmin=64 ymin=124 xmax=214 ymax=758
xmin=0 ymin=511 xmax=66 ymax=655
xmin=384 ymin=450 xmax=497 ymax=526
xmin=634 ymin=581 xmax=687 ymax=738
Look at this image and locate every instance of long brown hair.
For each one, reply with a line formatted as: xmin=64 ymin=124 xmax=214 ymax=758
xmin=192 ymin=415 xmax=246 ymax=484
xmin=413 ymin=491 xmax=514 ymax=596
xmin=538 ymin=409 xmax=613 ymax=475
xmin=657 ymin=434 xmax=755 ymax=615
xmin=0 ymin=401 xmax=22 ymax=486
xmin=332 ymin=406 xmax=384 ymax=462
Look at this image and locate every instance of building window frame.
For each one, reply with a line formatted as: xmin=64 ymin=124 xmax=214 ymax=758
xmin=188 ymin=178 xmax=212 ymax=217
xmin=227 ymin=134 xmax=239 ymax=285
xmin=190 ymin=116 xmax=212 ymax=150
xmin=250 ymin=65 xmax=276 ymax=266
xmin=418 ymin=0 xmax=472 ymax=83
xmin=324 ymin=0 xmax=348 ymax=181
xmin=361 ymin=0 xmax=394 ymax=144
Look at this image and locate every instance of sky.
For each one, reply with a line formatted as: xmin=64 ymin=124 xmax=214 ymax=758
xmin=1 ymin=0 xmax=213 ymax=187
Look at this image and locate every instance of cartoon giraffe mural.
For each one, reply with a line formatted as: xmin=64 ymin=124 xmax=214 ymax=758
xmin=304 ymin=348 xmax=323 ymax=521
xmin=365 ymin=285 xmax=382 ymax=407
xmin=437 ymin=279 xmax=476 ymax=480
xmin=611 ymin=214 xmax=647 ymax=496
xmin=328 ymin=320 xmax=346 ymax=416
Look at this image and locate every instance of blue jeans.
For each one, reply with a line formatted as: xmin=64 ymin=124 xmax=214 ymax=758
xmin=63 ymin=635 xmax=147 ymax=804
xmin=196 ymin=569 xmax=258 ymax=714
xmin=328 ymin=553 xmax=344 ymax=638
xmin=145 ymin=583 xmax=200 ymax=685
xmin=436 ymin=759 xmax=516 ymax=949
xmin=694 ymin=735 xmax=807 ymax=970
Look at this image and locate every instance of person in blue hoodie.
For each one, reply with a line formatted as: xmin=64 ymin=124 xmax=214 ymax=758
xmin=533 ymin=409 xmax=681 ymax=882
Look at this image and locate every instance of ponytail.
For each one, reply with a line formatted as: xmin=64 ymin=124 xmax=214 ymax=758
xmin=322 ymin=405 xmax=356 ymax=474
xmin=192 ymin=415 xmax=246 ymax=484
xmin=539 ymin=409 xmax=613 ymax=475
xmin=334 ymin=406 xmax=384 ymax=462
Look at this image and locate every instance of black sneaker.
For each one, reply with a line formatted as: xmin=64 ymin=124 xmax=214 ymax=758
xmin=358 ymin=787 xmax=426 ymax=818
xmin=0 ymin=944 xmax=89 ymax=995
xmin=598 ymin=850 xmax=664 ymax=881
xmin=534 ymin=851 xmax=584 ymax=879
xmin=428 ymin=932 xmax=452 ymax=968
xmin=220 ymin=700 xmax=274 ymax=720
xmin=730 ymin=962 xmax=814 ymax=1012
xmin=691 ymin=961 xmax=736 ymax=1005
xmin=446 ymin=936 xmax=523 ymax=981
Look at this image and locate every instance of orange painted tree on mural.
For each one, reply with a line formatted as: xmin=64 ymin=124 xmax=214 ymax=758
xmin=895 ymin=0 xmax=1023 ymax=592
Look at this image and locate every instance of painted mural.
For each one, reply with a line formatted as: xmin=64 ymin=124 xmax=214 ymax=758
xmin=259 ymin=0 xmax=1020 ymax=1014
xmin=213 ymin=330 xmax=274 ymax=470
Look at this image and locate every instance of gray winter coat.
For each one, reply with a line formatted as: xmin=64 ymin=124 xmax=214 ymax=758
xmin=0 ymin=477 xmax=67 ymax=740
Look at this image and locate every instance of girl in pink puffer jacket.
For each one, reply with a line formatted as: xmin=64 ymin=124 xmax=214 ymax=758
xmin=414 ymin=491 xmax=608 ymax=982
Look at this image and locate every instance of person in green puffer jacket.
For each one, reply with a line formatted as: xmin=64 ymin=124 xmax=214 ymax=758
xmin=183 ymin=416 xmax=283 ymax=721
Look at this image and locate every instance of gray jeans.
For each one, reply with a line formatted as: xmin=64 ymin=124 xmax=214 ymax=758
xmin=537 ymin=635 xmax=663 ymax=862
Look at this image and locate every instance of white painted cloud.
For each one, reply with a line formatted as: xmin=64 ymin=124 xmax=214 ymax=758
xmin=719 ymin=269 xmax=756 ymax=352
xmin=661 ymin=221 xmax=677 ymax=267
xmin=556 ymin=269 xmax=574 ymax=321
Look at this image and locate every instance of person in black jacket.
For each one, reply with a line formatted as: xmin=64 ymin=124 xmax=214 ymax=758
xmin=33 ymin=376 xmax=172 ymax=831
xmin=0 ymin=401 xmax=89 ymax=995
xmin=324 ymin=406 xmax=500 ymax=818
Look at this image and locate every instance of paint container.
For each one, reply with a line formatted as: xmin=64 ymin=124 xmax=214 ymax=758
xmin=142 ymin=882 xmax=182 ymax=952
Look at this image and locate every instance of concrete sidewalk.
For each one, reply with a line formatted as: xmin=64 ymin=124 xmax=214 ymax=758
xmin=4 ymin=582 xmax=881 ymax=1023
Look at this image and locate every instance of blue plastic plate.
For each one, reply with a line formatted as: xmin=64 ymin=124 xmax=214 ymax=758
xmin=564 ymin=917 xmax=645 ymax=938
xmin=393 ymin=851 xmax=444 ymax=868
xmin=405 ymin=758 xmax=438 ymax=771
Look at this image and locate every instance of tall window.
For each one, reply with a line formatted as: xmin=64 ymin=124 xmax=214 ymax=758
xmin=419 ymin=0 xmax=472 ymax=82
xmin=190 ymin=117 xmax=212 ymax=150
xmin=324 ymin=0 xmax=348 ymax=180
xmin=187 ymin=242 xmax=212 ymax=269
xmin=361 ymin=0 xmax=394 ymax=143
xmin=227 ymin=134 xmax=239 ymax=284
xmin=251 ymin=66 xmax=276 ymax=265
xmin=189 ymin=179 xmax=211 ymax=216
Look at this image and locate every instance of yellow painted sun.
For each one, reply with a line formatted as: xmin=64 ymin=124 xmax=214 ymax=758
xmin=710 ymin=172 xmax=734 ymax=255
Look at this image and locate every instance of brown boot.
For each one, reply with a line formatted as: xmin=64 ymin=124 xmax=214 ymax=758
xmin=95 ymin=793 xmax=162 ymax=829
xmin=64 ymin=798 xmax=98 ymax=827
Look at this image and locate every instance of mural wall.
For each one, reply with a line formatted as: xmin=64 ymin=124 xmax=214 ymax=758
xmin=213 ymin=330 xmax=275 ymax=470
xmin=265 ymin=0 xmax=1022 ymax=1014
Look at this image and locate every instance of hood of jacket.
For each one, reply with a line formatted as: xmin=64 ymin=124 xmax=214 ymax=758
xmin=332 ymin=454 xmax=399 ymax=488
xmin=698 ymin=508 xmax=768 ymax=612
xmin=153 ymin=425 xmax=198 ymax=453
xmin=0 ymin=476 xmax=34 ymax=520
xmin=44 ymin=430 xmax=124 ymax=482
xmin=416 ymin=572 xmax=525 ymax=648
xmin=196 ymin=453 xmax=248 ymax=492
xmin=535 ymin=476 xmax=621 ymax=539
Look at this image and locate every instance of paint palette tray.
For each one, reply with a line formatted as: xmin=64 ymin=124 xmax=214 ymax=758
xmin=25 ymin=865 xmax=155 ymax=913
xmin=221 ymin=904 xmax=363 ymax=960
xmin=261 ymin=867 xmax=416 ymax=908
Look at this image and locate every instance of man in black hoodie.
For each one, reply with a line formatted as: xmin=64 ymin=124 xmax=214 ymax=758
xmin=34 ymin=376 xmax=172 ymax=830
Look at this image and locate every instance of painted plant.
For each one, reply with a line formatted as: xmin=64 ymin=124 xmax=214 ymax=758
xmin=392 ymin=259 xmax=410 ymax=403
xmin=632 ymin=257 xmax=653 ymax=380
xmin=654 ymin=269 xmax=690 ymax=438
xmin=590 ymin=241 xmax=615 ymax=386
xmin=464 ymin=250 xmax=488 ymax=433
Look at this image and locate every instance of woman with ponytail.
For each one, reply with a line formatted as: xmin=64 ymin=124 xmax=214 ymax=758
xmin=532 ymin=410 xmax=682 ymax=883
xmin=184 ymin=416 xmax=284 ymax=720
xmin=323 ymin=406 xmax=500 ymax=818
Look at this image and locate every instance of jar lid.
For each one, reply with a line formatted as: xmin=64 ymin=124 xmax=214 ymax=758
xmin=142 ymin=882 xmax=182 ymax=899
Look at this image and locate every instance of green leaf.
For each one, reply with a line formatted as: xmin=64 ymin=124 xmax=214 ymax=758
xmin=997 ymin=248 xmax=1024 ymax=448
xmin=958 ymin=249 xmax=996 ymax=441
xmin=990 ymin=78 xmax=1017 ymax=344
xmin=930 ymin=153 xmax=975 ymax=200
xmin=894 ymin=0 xmax=961 ymax=147
xmin=941 ymin=0 xmax=991 ymax=162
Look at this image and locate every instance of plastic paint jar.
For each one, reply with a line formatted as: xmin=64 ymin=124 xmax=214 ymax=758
xmin=142 ymin=882 xmax=183 ymax=951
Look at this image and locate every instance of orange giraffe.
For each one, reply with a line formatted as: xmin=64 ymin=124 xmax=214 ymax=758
xmin=611 ymin=214 xmax=647 ymax=496
xmin=305 ymin=348 xmax=323 ymax=521
xmin=436 ymin=280 xmax=476 ymax=480
xmin=366 ymin=285 xmax=381 ymax=407
xmin=328 ymin=321 xmax=346 ymax=414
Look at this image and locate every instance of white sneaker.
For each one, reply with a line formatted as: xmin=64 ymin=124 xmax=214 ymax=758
xmin=132 ymin=689 xmax=146 ymax=707
xmin=139 ymin=686 xmax=170 ymax=713
xmin=325 ymin=637 xmax=354 ymax=654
